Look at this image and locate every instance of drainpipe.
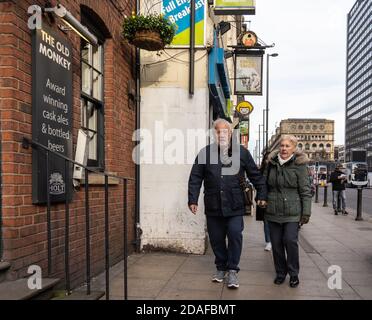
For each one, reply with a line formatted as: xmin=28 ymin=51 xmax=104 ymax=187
xmin=134 ymin=0 xmax=141 ymax=253
xmin=0 ymin=121 xmax=2 ymax=260
xmin=189 ymin=0 xmax=195 ymax=96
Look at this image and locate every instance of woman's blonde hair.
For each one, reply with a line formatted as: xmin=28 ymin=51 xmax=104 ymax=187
xmin=280 ymin=135 xmax=298 ymax=147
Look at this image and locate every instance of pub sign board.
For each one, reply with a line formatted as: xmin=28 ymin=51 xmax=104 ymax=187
xmin=32 ymin=24 xmax=73 ymax=204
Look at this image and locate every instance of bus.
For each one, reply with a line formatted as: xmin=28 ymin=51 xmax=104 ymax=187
xmin=309 ymin=165 xmax=328 ymax=186
xmin=344 ymin=162 xmax=368 ymax=187
xmin=344 ymin=149 xmax=368 ymax=187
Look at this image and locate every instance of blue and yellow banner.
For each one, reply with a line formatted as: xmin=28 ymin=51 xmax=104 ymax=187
xmin=162 ymin=0 xmax=205 ymax=46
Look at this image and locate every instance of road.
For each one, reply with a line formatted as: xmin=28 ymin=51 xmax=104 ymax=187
xmin=316 ymin=186 xmax=372 ymax=216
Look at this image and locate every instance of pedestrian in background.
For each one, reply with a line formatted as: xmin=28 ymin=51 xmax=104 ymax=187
xmin=259 ymin=149 xmax=272 ymax=252
xmin=264 ymin=135 xmax=312 ymax=288
xmin=330 ymin=164 xmax=348 ymax=215
xmin=188 ymin=118 xmax=267 ymax=289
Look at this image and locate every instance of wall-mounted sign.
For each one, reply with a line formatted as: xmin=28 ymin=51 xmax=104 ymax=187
xmin=239 ymin=121 xmax=249 ymax=136
xmin=236 ymin=100 xmax=254 ymax=121
xmin=236 ymin=101 xmax=254 ymax=114
xmin=226 ymin=99 xmax=233 ymax=117
xmin=239 ymin=31 xmax=257 ymax=47
xmin=234 ymin=52 xmax=263 ymax=95
xmin=162 ymin=0 xmax=206 ymax=47
xmin=32 ymin=24 xmax=73 ymax=204
xmin=214 ymin=0 xmax=256 ymax=15
xmin=209 ymin=31 xmax=231 ymax=118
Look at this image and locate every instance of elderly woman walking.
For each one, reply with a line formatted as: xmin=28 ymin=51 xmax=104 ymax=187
xmin=264 ymin=135 xmax=312 ymax=288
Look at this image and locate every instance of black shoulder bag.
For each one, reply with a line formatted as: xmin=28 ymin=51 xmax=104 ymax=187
xmin=239 ymin=175 xmax=253 ymax=207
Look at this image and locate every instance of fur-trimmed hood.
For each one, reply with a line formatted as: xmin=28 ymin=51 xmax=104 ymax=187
xmin=265 ymin=150 xmax=309 ymax=166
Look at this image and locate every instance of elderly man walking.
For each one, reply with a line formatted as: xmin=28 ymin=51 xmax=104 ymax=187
xmin=188 ymin=119 xmax=267 ymax=289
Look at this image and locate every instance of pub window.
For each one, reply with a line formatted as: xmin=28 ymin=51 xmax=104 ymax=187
xmin=81 ymin=33 xmax=105 ymax=168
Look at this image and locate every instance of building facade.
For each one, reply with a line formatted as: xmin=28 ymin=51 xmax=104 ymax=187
xmin=268 ymin=119 xmax=335 ymax=163
xmin=345 ymin=0 xmax=372 ymax=170
xmin=0 ymin=0 xmax=136 ymax=288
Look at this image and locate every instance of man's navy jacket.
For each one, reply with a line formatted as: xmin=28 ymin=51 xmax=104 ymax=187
xmin=188 ymin=144 xmax=268 ymax=217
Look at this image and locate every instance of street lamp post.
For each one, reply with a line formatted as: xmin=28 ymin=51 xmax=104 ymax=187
xmin=259 ymin=124 xmax=264 ymax=164
xmin=255 ymin=142 xmax=258 ymax=164
xmin=266 ymin=53 xmax=279 ymax=149
xmin=263 ymin=109 xmax=266 ymax=152
xmin=258 ymin=130 xmax=261 ymax=164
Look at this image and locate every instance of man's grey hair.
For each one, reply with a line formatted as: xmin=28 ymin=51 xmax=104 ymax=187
xmin=213 ymin=118 xmax=232 ymax=131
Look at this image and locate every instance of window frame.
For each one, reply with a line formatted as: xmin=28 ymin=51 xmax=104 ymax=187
xmin=80 ymin=19 xmax=106 ymax=170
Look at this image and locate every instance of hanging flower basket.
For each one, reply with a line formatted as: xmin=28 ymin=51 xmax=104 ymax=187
xmin=131 ymin=30 xmax=164 ymax=51
xmin=122 ymin=13 xmax=177 ymax=51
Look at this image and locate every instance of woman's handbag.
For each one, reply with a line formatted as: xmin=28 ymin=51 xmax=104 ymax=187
xmin=239 ymin=177 xmax=266 ymax=220
xmin=256 ymin=205 xmax=266 ymax=221
xmin=239 ymin=175 xmax=253 ymax=207
xmin=255 ymin=163 xmax=271 ymax=221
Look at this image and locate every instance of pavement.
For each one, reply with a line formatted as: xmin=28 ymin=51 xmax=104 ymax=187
xmin=88 ymin=200 xmax=372 ymax=300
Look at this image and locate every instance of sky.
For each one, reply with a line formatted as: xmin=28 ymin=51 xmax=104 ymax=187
xmin=246 ymin=0 xmax=356 ymax=152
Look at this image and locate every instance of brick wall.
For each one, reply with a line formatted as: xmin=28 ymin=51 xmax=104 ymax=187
xmin=0 ymin=0 xmax=137 ymax=289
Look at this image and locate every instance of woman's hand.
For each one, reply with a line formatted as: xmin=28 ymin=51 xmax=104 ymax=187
xmin=300 ymin=216 xmax=310 ymax=225
xmin=257 ymin=200 xmax=267 ymax=208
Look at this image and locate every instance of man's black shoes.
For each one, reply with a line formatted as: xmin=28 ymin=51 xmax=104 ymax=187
xmin=289 ymin=276 xmax=300 ymax=288
xmin=274 ymin=276 xmax=286 ymax=285
xmin=274 ymin=275 xmax=299 ymax=287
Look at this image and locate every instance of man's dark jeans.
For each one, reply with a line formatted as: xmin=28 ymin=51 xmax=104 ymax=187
xmin=207 ymin=215 xmax=244 ymax=272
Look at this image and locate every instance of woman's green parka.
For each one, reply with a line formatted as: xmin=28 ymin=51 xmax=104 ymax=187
xmin=263 ymin=150 xmax=312 ymax=223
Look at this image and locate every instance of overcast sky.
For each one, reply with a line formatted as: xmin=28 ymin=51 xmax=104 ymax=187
xmin=246 ymin=0 xmax=356 ymax=152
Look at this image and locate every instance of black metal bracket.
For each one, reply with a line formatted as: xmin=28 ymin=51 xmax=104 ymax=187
xmin=22 ymin=137 xmax=31 ymax=150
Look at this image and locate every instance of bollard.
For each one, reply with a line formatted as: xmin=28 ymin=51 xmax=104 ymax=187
xmin=355 ymin=187 xmax=363 ymax=221
xmin=315 ymin=184 xmax=319 ymax=203
xmin=323 ymin=185 xmax=328 ymax=207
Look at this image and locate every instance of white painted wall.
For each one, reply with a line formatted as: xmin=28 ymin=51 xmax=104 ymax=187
xmin=139 ymin=50 xmax=210 ymax=254
xmin=139 ymin=87 xmax=209 ymax=254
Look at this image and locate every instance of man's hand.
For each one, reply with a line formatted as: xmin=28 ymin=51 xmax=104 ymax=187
xmin=257 ymin=200 xmax=267 ymax=208
xmin=188 ymin=204 xmax=198 ymax=215
xmin=300 ymin=216 xmax=310 ymax=226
